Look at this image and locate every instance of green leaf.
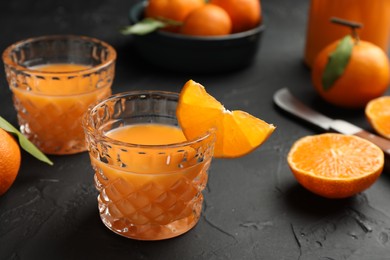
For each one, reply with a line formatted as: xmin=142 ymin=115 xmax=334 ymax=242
xmin=322 ymin=35 xmax=354 ymax=91
xmin=0 ymin=116 xmax=53 ymax=165
xmin=120 ymin=18 xmax=167 ymax=35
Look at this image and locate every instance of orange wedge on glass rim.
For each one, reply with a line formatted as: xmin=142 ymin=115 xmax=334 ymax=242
xmin=176 ymin=80 xmax=276 ymax=158
xmin=365 ymin=96 xmax=390 ymax=139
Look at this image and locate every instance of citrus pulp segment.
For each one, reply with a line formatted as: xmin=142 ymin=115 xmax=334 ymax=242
xmin=176 ymin=80 xmax=275 ymax=158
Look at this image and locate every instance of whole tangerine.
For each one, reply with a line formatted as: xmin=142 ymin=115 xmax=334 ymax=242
xmin=312 ymin=37 xmax=390 ymax=109
xmin=210 ymin=0 xmax=262 ymax=33
xmin=145 ymin=0 xmax=205 ymax=32
xmin=0 ymin=128 xmax=21 ymax=195
xmin=181 ymin=4 xmax=232 ymax=36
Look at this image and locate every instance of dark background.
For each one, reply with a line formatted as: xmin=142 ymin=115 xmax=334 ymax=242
xmin=1 ymin=0 xmax=390 ymax=259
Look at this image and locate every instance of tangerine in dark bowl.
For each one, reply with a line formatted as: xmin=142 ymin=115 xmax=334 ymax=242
xmin=128 ymin=1 xmax=265 ymax=74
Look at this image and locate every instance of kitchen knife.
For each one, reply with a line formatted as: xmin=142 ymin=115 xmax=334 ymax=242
xmin=273 ymin=88 xmax=390 ymax=157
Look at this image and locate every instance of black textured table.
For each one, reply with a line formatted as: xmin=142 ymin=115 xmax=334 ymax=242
xmin=1 ymin=0 xmax=390 ymax=259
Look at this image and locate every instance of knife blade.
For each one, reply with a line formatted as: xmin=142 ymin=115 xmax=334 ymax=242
xmin=273 ymin=88 xmax=390 ymax=157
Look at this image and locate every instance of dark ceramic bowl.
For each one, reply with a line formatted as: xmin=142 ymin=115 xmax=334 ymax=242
xmin=129 ymin=1 xmax=265 ymax=73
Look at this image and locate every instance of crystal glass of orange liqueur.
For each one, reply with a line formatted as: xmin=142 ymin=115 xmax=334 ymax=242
xmin=83 ymin=91 xmax=216 ymax=240
xmin=2 ymin=35 xmax=116 ymax=154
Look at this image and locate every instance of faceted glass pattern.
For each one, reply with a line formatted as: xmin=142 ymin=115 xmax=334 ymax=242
xmin=83 ymin=91 xmax=215 ymax=240
xmin=2 ymin=35 xmax=116 ymax=154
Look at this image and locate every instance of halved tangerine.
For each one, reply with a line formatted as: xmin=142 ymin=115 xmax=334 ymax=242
xmin=365 ymin=96 xmax=390 ymax=139
xmin=287 ymin=133 xmax=384 ymax=199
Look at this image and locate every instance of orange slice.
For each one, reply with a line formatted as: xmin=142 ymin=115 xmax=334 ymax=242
xmin=287 ymin=133 xmax=384 ymax=199
xmin=176 ymin=80 xmax=275 ymax=158
xmin=365 ymin=96 xmax=390 ymax=139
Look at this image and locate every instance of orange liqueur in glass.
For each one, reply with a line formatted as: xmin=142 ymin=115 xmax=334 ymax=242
xmin=12 ymin=63 xmax=111 ymax=154
xmin=91 ymin=123 xmax=211 ymax=240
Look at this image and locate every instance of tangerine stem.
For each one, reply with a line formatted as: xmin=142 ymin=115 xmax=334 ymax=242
xmin=330 ymin=17 xmax=363 ymax=44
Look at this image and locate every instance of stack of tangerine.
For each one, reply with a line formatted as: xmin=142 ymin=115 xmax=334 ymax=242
xmin=126 ymin=0 xmax=265 ymax=73
xmin=145 ymin=0 xmax=262 ymax=36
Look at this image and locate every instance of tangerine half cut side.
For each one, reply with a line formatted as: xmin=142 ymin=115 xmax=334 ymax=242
xmin=287 ymin=133 xmax=384 ymax=199
xmin=365 ymin=96 xmax=390 ymax=139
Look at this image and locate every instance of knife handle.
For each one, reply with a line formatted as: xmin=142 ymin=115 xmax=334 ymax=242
xmin=355 ymin=130 xmax=390 ymax=157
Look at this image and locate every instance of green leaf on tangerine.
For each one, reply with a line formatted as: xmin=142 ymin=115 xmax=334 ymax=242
xmin=120 ymin=18 xmax=167 ymax=35
xmin=322 ymin=35 xmax=353 ymax=91
xmin=0 ymin=116 xmax=53 ymax=165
